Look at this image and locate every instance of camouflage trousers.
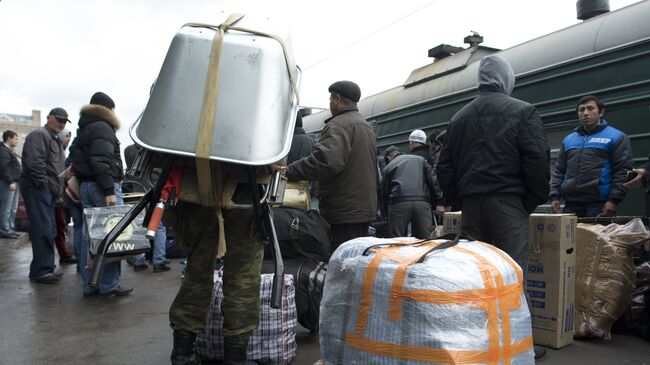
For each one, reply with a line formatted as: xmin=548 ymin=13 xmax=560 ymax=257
xmin=169 ymin=203 xmax=264 ymax=342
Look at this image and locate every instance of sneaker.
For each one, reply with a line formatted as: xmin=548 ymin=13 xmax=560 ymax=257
xmin=534 ymin=345 xmax=547 ymax=362
xmin=153 ymin=263 xmax=171 ymax=273
xmin=59 ymin=255 xmax=77 ymax=264
xmin=164 ymin=259 xmax=172 ymax=265
xmin=133 ymin=263 xmax=148 ymax=272
xmin=99 ymin=286 xmax=133 ymax=297
xmin=30 ymin=273 xmax=60 ymax=284
xmin=52 ymin=271 xmax=64 ymax=278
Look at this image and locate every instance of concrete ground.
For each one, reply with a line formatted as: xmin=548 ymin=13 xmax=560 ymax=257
xmin=1 ymin=234 xmax=648 ymax=365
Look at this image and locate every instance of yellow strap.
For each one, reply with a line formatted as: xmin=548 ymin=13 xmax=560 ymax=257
xmin=194 ymin=13 xmax=245 ymax=207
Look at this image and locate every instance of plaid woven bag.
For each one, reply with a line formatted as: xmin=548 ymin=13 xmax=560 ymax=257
xmin=196 ymin=271 xmax=297 ymax=364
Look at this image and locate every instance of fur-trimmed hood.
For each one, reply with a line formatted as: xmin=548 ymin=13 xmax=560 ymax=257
xmin=78 ymin=104 xmax=120 ymax=130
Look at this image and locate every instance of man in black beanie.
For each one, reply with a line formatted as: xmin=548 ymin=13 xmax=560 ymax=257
xmin=69 ymin=91 xmax=132 ymax=297
xmin=286 ymin=81 xmax=377 ymax=252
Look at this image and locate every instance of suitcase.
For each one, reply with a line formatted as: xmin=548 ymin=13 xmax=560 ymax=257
xmin=196 ymin=271 xmax=297 ymax=365
xmin=320 ymin=236 xmax=534 ymax=365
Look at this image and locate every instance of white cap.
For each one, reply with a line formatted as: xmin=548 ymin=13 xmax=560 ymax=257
xmin=409 ymin=129 xmax=427 ymax=144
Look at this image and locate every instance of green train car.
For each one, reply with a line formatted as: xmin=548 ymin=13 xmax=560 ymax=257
xmin=303 ymin=0 xmax=650 ymax=215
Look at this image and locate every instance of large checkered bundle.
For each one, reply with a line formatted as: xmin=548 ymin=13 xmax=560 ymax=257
xmin=196 ymin=272 xmax=297 ymax=364
xmin=320 ymin=237 xmax=534 ymax=365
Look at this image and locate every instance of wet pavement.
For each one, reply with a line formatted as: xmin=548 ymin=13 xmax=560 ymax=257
xmin=0 ymin=234 xmax=648 ymax=364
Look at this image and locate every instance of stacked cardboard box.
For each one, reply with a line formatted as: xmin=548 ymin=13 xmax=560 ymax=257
xmin=527 ymin=214 xmax=577 ymax=349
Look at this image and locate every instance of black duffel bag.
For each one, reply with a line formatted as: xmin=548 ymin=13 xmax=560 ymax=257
xmin=262 ymin=257 xmax=327 ymax=332
xmin=266 ymin=206 xmax=331 ymax=262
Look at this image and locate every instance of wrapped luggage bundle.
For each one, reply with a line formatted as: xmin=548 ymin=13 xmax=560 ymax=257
xmin=575 ymin=218 xmax=650 ymax=339
xmin=320 ymin=237 xmax=534 ymax=365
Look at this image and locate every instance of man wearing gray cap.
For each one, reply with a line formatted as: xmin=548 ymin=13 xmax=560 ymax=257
xmin=286 ymin=81 xmax=377 ymax=252
xmin=20 ymin=107 xmax=70 ymax=283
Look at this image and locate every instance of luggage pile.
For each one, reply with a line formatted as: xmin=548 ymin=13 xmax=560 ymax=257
xmin=320 ymin=236 xmax=534 ymax=365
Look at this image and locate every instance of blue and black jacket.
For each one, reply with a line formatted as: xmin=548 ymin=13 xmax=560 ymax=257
xmin=550 ymin=120 xmax=633 ymax=204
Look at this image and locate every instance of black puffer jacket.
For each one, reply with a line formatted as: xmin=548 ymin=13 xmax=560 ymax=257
xmin=71 ymin=105 xmax=123 ymax=197
xmin=437 ymin=55 xmax=550 ymax=213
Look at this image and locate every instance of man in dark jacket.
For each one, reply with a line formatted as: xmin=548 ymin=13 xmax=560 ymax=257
xmin=0 ymin=130 xmax=22 ymax=238
xmin=382 ymin=150 xmax=442 ymax=238
xmin=550 ymin=95 xmax=633 ymax=217
xmin=287 ymin=81 xmax=377 ymax=251
xmin=21 ymin=107 xmax=69 ymax=283
xmin=410 ymin=129 xmax=445 ymax=218
xmin=437 ymin=55 xmax=550 ymax=360
xmin=287 ymin=113 xmax=315 ymax=164
xmin=408 ymin=129 xmax=432 ymax=163
xmin=70 ymin=91 xmax=132 ymax=297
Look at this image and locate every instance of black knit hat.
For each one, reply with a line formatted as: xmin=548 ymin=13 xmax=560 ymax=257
xmin=90 ymin=92 xmax=115 ymax=109
xmin=328 ymin=81 xmax=361 ymax=102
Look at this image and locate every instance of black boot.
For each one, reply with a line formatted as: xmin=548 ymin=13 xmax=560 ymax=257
xmin=171 ymin=331 xmax=200 ymax=365
xmin=222 ymin=335 xmax=257 ymax=365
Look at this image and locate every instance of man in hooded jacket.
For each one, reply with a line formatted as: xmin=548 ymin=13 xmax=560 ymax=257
xmin=437 ymin=55 xmax=550 ymax=360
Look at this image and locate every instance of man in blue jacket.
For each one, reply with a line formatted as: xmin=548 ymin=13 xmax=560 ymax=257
xmin=550 ymin=95 xmax=634 ymax=217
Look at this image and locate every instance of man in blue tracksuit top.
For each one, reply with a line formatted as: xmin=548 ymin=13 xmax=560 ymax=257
xmin=550 ymin=95 xmax=633 ymax=217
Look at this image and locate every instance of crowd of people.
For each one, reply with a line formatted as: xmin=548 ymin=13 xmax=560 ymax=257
xmin=1 ymin=92 xmax=170 ymax=295
xmin=1 ymin=54 xmax=649 ymax=364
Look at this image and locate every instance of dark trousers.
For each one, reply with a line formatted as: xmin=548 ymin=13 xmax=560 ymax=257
xmin=563 ymin=201 xmax=603 ymax=218
xmin=330 ymin=222 xmax=369 ymax=253
xmin=169 ymin=204 xmax=264 ymax=342
xmin=54 ymin=205 xmax=69 ymax=257
xmin=388 ymin=200 xmax=433 ymax=239
xmin=461 ymin=194 xmax=529 ymax=280
xmin=22 ymin=184 xmax=56 ymax=279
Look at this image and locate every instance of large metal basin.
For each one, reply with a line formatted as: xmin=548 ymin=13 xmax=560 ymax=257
xmin=131 ymin=16 xmax=300 ymax=166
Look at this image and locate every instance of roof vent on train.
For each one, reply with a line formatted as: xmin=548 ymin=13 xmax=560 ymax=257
xmin=404 ymin=32 xmax=498 ymax=87
xmin=577 ymin=0 xmax=610 ymax=20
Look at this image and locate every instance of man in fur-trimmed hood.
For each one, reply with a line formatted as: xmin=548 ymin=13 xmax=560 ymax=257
xmin=70 ymin=91 xmax=131 ymax=297
xmin=71 ymin=92 xmax=123 ymax=202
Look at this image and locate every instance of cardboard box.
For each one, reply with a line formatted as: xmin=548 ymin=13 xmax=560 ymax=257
xmin=527 ymin=214 xmax=576 ymax=349
xmin=442 ymin=211 xmax=462 ymax=235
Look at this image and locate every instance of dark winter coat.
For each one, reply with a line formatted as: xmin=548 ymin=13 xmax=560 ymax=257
xmin=287 ymin=127 xmax=316 ymax=164
xmin=410 ymin=145 xmax=432 ymax=164
xmin=381 ymin=153 xmax=442 ymax=215
xmin=0 ymin=143 xmax=21 ymax=183
xmin=437 ymin=55 xmax=550 ymax=213
xmin=20 ymin=126 xmax=65 ymax=196
xmin=549 ymin=120 xmax=633 ymax=204
xmin=70 ymin=105 xmax=123 ymax=197
xmin=286 ymin=107 xmax=377 ymax=224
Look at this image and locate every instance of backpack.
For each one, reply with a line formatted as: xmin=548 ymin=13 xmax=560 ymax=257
xmin=267 ymin=206 xmax=332 ymax=262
